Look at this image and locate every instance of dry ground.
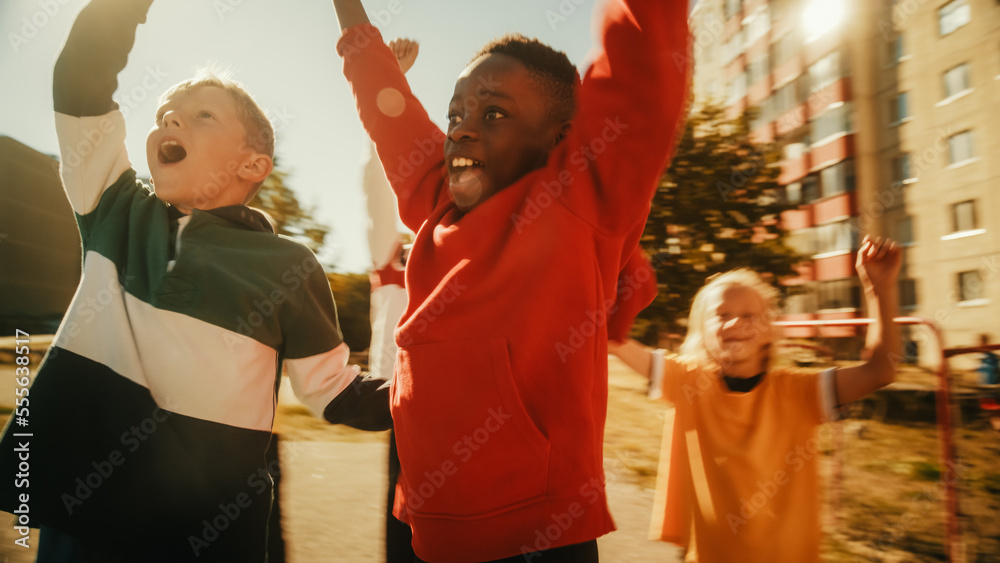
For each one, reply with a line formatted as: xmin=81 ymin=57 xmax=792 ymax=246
xmin=0 ymin=357 xmax=997 ymax=562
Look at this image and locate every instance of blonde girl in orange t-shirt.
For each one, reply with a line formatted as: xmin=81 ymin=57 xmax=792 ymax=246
xmin=611 ymin=236 xmax=902 ymax=562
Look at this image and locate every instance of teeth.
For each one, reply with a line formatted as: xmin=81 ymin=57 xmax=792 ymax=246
xmin=452 ymin=157 xmax=480 ymax=168
xmin=162 ymin=140 xmax=178 ymax=147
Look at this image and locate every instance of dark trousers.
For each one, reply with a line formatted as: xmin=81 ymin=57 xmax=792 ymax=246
xmin=387 ymin=428 xmax=417 ymax=562
xmin=414 ymin=540 xmax=599 ymax=563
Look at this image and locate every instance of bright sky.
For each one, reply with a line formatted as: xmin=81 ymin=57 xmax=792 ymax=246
xmin=1 ymin=0 xmax=602 ymax=272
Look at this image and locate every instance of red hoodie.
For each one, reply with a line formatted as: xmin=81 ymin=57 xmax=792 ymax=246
xmin=339 ymin=2 xmax=689 ymax=560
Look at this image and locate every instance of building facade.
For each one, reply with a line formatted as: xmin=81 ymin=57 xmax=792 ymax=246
xmin=689 ymin=0 xmax=1000 ymax=366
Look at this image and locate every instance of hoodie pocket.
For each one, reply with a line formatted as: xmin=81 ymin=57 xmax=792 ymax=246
xmin=392 ymin=337 xmax=550 ymax=518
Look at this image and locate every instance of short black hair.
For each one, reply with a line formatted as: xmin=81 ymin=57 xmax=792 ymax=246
xmin=471 ymin=34 xmax=579 ymax=124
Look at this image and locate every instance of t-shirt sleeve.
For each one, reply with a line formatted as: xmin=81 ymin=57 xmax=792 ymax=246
xmin=774 ymin=367 xmax=837 ymax=426
xmin=549 ymin=0 xmax=690 ymax=235
xmin=655 ymin=353 xmax=691 ymax=405
xmin=338 ymin=25 xmax=449 ymax=233
xmin=281 ymin=253 xmax=358 ymax=417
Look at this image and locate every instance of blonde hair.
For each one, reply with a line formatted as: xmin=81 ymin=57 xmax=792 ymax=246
xmin=680 ymin=269 xmax=781 ymax=368
xmin=159 ymin=69 xmax=274 ymax=197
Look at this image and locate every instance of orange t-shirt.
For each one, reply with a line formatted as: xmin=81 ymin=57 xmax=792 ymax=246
xmin=649 ymin=354 xmax=836 ymax=563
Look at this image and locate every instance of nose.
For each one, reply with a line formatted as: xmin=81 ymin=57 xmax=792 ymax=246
xmin=448 ymin=116 xmax=479 ymax=143
xmin=161 ymin=109 xmax=183 ymax=129
xmin=723 ymin=316 xmax=750 ymax=335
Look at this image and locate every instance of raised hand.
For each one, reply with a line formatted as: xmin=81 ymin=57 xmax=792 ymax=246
xmin=389 ymin=38 xmax=419 ymax=74
xmin=856 ymin=235 xmax=902 ymax=293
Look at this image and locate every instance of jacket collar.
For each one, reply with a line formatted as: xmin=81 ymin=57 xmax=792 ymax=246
xmin=189 ymin=205 xmax=275 ymax=234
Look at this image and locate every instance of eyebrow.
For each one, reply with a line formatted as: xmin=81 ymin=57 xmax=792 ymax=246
xmin=449 ymin=89 xmax=515 ymax=106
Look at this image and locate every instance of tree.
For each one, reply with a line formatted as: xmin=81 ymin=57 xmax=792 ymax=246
xmin=637 ymin=104 xmax=800 ymax=343
xmin=326 ymin=272 xmax=372 ymax=354
xmin=249 ymin=161 xmax=329 ymax=253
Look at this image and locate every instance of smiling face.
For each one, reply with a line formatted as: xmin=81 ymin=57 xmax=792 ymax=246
xmin=444 ymin=54 xmax=568 ymax=212
xmin=146 ymin=85 xmax=270 ymax=213
xmin=702 ymin=284 xmax=774 ymax=376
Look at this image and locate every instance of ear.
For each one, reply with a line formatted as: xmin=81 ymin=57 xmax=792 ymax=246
xmin=238 ymin=152 xmax=273 ymax=185
xmin=552 ymin=120 xmax=572 ymax=147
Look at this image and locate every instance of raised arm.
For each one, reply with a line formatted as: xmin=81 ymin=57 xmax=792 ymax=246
xmin=362 ymin=140 xmax=401 ymax=268
xmin=834 ymin=237 xmax=902 ymax=405
xmin=334 ymin=3 xmax=446 ymax=232
xmin=363 ymin=39 xmax=417 ymax=268
xmin=331 ymin=0 xmax=369 ymax=31
xmin=553 ymin=0 xmax=691 ymax=234
xmin=55 ymin=0 xmax=153 ymax=117
xmin=55 ymin=0 xmax=152 ymax=216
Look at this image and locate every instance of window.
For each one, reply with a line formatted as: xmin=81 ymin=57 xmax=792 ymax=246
xmin=813 ymin=103 xmax=851 ymax=142
xmin=820 ymin=160 xmax=855 ymax=197
xmin=952 ymin=200 xmax=977 ymax=232
xmin=772 ymin=31 xmax=799 ymax=67
xmin=785 ymin=182 xmax=802 ymax=205
xmin=887 ymin=35 xmax=904 ymax=65
xmin=727 ymin=72 xmax=748 ymax=105
xmin=899 ymin=279 xmax=917 ymax=309
xmin=817 ymin=278 xmax=861 ymax=311
xmin=939 ymin=0 xmax=970 ymax=36
xmin=815 ymin=218 xmax=857 ymax=255
xmin=943 ymin=63 xmax=970 ymax=98
xmin=889 ymin=92 xmax=909 ymax=123
xmin=747 ymin=51 xmax=771 ymax=85
xmin=744 ymin=6 xmax=770 ymax=47
xmin=892 ymin=153 xmax=913 ymax=184
xmin=802 ymin=175 xmax=820 ymax=203
xmin=784 ymin=285 xmax=817 ymax=315
xmin=725 ymin=0 xmax=743 ymax=20
xmin=772 ymin=81 xmax=798 ymax=116
xmin=722 ymin=30 xmax=744 ymax=65
xmin=897 ymin=216 xmax=914 ymax=245
xmin=786 ymin=227 xmax=815 ymax=255
xmin=948 ymin=130 xmax=974 ymax=164
xmin=958 ymin=270 xmax=984 ymax=302
xmin=809 ymin=51 xmax=842 ymax=91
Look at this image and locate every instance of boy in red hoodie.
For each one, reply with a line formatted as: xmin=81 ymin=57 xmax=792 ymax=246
xmin=331 ymin=1 xmax=690 ymax=561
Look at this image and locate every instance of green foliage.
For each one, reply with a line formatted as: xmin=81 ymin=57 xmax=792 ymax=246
xmin=249 ymin=162 xmax=330 ymax=254
xmin=983 ymin=472 xmax=1000 ymax=494
xmin=327 ymin=272 xmax=371 ymax=353
xmin=637 ymin=104 xmax=800 ymax=343
xmin=910 ymin=461 xmax=942 ymax=482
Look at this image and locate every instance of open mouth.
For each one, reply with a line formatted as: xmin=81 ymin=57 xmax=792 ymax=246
xmin=447 ymin=157 xmax=486 ymax=207
xmin=158 ymin=140 xmax=188 ymax=165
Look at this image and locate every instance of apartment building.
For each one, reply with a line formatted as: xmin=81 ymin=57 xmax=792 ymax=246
xmin=689 ymin=0 xmax=1000 ymax=365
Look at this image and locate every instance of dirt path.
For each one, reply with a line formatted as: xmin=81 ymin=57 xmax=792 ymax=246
xmin=277 ymin=439 xmax=681 ymax=563
xmin=0 ymin=358 xmax=681 ymax=562
xmin=0 ymin=441 xmax=679 ymax=563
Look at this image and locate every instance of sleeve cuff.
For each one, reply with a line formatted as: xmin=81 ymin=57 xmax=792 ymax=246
xmin=648 ymin=348 xmax=666 ymax=400
xmin=336 ymin=23 xmax=384 ymax=58
xmin=818 ymin=367 xmax=840 ymax=422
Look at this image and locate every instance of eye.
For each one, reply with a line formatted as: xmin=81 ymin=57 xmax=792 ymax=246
xmin=484 ymin=108 xmax=506 ymax=121
xmin=447 ymin=112 xmax=462 ymax=126
xmin=198 ymin=110 xmax=214 ymax=119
